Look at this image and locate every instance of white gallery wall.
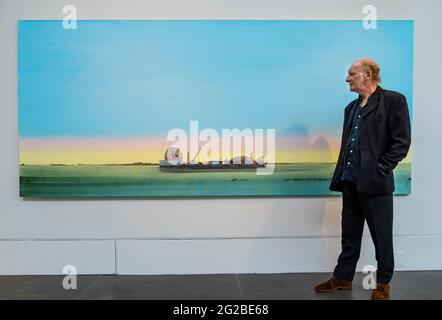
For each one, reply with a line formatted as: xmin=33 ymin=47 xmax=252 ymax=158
xmin=0 ymin=0 xmax=441 ymax=275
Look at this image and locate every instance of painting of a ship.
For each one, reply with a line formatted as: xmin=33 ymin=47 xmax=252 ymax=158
xmin=18 ymin=20 xmax=412 ymax=196
xmin=159 ymin=147 xmax=266 ymax=172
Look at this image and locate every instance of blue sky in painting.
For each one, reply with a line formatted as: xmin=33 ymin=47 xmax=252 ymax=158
xmin=18 ymin=20 xmax=413 ymax=137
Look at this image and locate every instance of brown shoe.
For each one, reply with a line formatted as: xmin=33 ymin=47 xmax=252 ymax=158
xmin=315 ymin=276 xmax=352 ymax=292
xmin=372 ymin=283 xmax=390 ymax=300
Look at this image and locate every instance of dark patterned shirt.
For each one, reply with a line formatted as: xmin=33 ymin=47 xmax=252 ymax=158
xmin=340 ymin=100 xmax=364 ymax=183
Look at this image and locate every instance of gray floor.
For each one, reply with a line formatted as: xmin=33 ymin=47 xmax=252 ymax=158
xmin=0 ymin=271 xmax=441 ymax=300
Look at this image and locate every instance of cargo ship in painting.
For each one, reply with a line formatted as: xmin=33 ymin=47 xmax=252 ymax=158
xmin=159 ymin=147 xmax=266 ymax=172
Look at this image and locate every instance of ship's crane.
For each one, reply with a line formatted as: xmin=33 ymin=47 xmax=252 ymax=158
xmin=191 ymin=147 xmax=202 ymax=163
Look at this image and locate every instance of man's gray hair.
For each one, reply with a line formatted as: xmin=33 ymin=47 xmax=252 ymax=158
xmin=359 ymin=58 xmax=381 ymax=84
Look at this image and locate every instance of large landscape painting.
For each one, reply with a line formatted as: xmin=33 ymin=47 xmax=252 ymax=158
xmin=18 ymin=20 xmax=413 ymax=197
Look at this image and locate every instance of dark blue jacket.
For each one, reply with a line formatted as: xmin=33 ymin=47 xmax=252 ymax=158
xmin=330 ymin=86 xmax=411 ymax=195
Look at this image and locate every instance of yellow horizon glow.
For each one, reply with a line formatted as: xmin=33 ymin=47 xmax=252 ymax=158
xmin=19 ymin=149 xmax=341 ymax=165
xmin=19 ymin=137 xmax=413 ymax=165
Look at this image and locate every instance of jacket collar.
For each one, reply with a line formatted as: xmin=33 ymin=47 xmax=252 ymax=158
xmin=360 ymin=85 xmax=383 ymax=119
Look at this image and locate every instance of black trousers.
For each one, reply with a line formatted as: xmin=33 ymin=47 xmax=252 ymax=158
xmin=333 ymin=181 xmax=394 ymax=284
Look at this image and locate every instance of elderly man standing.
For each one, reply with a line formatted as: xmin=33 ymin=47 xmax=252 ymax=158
xmin=315 ymin=58 xmax=411 ymax=300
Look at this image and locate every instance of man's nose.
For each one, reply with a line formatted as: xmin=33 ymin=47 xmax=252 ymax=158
xmin=345 ymin=76 xmax=351 ymax=82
